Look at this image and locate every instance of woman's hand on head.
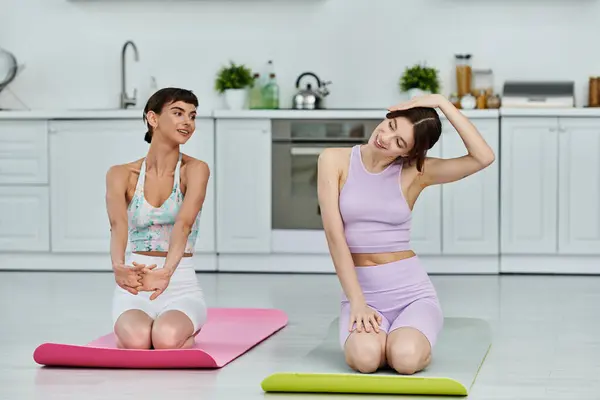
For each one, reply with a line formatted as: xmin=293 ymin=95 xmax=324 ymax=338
xmin=388 ymin=93 xmax=447 ymax=111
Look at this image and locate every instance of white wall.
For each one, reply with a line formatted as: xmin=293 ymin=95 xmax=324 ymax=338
xmin=1 ymin=0 xmax=599 ymax=111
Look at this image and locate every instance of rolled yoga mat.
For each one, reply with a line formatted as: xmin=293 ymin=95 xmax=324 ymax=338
xmin=261 ymin=317 xmax=491 ymax=396
xmin=34 ymin=308 xmax=288 ymax=369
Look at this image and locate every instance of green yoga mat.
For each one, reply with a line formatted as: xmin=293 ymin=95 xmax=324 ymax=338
xmin=261 ymin=317 xmax=491 ymax=396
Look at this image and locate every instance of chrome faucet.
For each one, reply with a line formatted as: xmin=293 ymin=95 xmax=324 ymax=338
xmin=120 ymin=40 xmax=139 ymax=109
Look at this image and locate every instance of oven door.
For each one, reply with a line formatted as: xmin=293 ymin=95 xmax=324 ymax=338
xmin=272 ymin=139 xmax=363 ymax=231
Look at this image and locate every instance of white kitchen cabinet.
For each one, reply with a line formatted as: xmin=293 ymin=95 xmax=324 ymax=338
xmin=0 ymin=120 xmax=50 ymax=253
xmin=0 ymin=186 xmax=50 ymax=251
xmin=410 ymin=140 xmax=442 ymax=255
xmin=49 ymin=120 xmax=149 ymax=253
xmin=500 ymin=117 xmax=559 ymax=254
xmin=182 ymin=119 xmax=216 ymax=254
xmin=441 ymin=118 xmax=499 ymax=255
xmin=557 ymin=117 xmax=600 ymax=254
xmin=215 ymin=119 xmax=271 ymax=253
xmin=49 ymin=119 xmax=215 ymax=257
xmin=0 ymin=120 xmax=48 ymax=185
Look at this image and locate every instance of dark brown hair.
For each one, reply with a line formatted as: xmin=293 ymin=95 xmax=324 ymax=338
xmin=142 ymin=87 xmax=199 ymax=143
xmin=385 ymin=107 xmax=442 ymax=172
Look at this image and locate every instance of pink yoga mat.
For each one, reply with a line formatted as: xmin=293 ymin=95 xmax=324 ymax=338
xmin=33 ymin=308 xmax=287 ymax=369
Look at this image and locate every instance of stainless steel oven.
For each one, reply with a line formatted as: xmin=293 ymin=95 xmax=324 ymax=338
xmin=272 ymin=119 xmax=377 ymax=231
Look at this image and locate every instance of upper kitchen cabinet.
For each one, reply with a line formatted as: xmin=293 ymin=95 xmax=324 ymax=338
xmin=0 ymin=120 xmax=48 ymax=185
xmin=440 ymin=117 xmax=499 ymax=255
xmin=556 ymin=117 xmax=600 ymax=255
xmin=215 ymin=118 xmax=272 ymax=253
xmin=48 ymin=118 xmax=215 ymax=254
xmin=500 ymin=117 xmax=559 ymax=254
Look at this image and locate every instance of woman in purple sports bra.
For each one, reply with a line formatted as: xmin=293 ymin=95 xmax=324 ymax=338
xmin=317 ymin=94 xmax=495 ymax=375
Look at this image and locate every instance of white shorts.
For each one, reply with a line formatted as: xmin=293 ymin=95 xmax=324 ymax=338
xmin=112 ymin=253 xmax=207 ymax=333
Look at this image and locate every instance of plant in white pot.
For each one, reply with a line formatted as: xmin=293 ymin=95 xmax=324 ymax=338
xmin=214 ymin=61 xmax=255 ymax=110
xmin=399 ymin=63 xmax=441 ymax=99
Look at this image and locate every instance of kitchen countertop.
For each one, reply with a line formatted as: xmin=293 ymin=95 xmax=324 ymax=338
xmin=0 ymin=108 xmax=498 ymax=120
xmin=214 ymin=108 xmax=600 ymax=118
xmin=499 ymin=108 xmax=600 ymax=117
xmin=211 ymin=108 xmax=500 ymax=119
xmin=3 ymin=107 xmax=600 ymax=120
xmin=0 ymin=109 xmax=212 ymax=120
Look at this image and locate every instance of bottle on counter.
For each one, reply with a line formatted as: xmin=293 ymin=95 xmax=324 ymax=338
xmin=259 ymin=60 xmax=275 ymax=88
xmin=262 ymin=73 xmax=280 ymax=109
xmin=249 ymin=73 xmax=263 ymax=109
xmin=589 ymin=77 xmax=600 ymax=107
xmin=476 ymin=89 xmax=487 ymax=109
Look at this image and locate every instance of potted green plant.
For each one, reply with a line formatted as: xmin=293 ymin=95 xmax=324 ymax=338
xmin=399 ymin=63 xmax=440 ymax=99
xmin=214 ymin=61 xmax=255 ymax=109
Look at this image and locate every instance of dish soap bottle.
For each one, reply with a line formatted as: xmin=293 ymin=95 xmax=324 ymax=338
xmin=249 ymin=73 xmax=263 ymax=109
xmin=262 ymin=73 xmax=279 ymax=109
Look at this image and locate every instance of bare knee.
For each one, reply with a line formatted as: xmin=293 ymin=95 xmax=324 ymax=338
xmin=152 ymin=321 xmax=189 ymax=349
xmin=387 ymin=338 xmax=430 ymax=375
xmin=345 ymin=334 xmax=386 ymax=374
xmin=115 ymin=315 xmax=152 ymax=350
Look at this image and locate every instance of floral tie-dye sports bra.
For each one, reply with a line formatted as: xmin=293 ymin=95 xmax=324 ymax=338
xmin=127 ymin=153 xmax=200 ymax=254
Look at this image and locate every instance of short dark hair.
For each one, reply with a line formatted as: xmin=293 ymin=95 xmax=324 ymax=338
xmin=142 ymin=87 xmax=199 ymax=143
xmin=385 ymin=107 xmax=442 ymax=172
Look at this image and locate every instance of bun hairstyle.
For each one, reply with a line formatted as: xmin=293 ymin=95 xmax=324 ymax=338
xmin=142 ymin=87 xmax=199 ymax=144
xmin=384 ymin=107 xmax=442 ymax=172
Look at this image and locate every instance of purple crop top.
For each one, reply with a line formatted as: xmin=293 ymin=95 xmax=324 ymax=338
xmin=339 ymin=145 xmax=412 ymax=254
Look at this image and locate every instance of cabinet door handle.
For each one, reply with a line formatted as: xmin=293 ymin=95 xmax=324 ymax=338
xmin=290 ymin=147 xmax=324 ymax=156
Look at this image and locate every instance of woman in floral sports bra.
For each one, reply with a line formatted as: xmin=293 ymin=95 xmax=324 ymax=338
xmin=105 ymin=87 xmax=210 ymax=349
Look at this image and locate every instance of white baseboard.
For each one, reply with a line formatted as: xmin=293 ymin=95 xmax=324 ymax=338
xmin=216 ymin=254 xmax=500 ymax=274
xmin=217 ymin=253 xmax=335 ymax=273
xmin=0 ymin=252 xmax=218 ymax=272
xmin=1 ymin=252 xmax=599 ymax=275
xmin=420 ymin=255 xmax=499 ymax=274
xmin=500 ymin=255 xmax=600 ymax=274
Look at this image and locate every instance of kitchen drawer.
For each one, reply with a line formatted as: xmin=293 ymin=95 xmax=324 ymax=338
xmin=0 ymin=186 xmax=50 ymax=252
xmin=0 ymin=120 xmax=49 ymax=184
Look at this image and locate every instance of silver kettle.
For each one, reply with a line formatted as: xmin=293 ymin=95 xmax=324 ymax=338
xmin=293 ymin=72 xmax=331 ymax=110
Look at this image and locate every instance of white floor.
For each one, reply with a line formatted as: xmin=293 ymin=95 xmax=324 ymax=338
xmin=2 ymin=268 xmax=600 ymax=400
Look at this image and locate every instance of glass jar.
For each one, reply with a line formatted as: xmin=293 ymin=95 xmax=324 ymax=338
xmin=473 ymin=69 xmax=494 ymax=97
xmin=455 ymin=54 xmax=472 ymax=97
xmin=486 ymin=94 xmax=501 ymax=109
